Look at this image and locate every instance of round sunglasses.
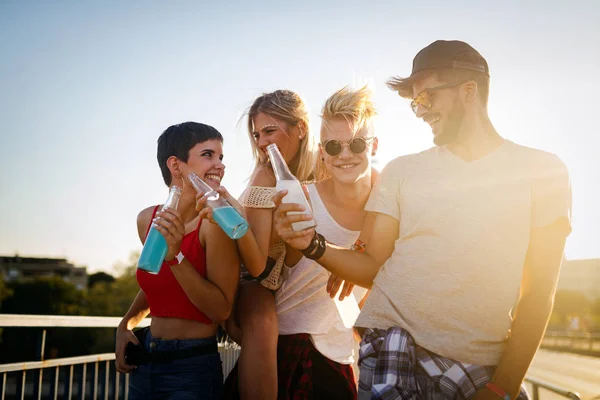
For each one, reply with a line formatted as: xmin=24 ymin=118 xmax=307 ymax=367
xmin=321 ymin=137 xmax=374 ymax=156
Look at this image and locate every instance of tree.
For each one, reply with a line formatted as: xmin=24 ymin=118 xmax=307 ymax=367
xmin=84 ymin=252 xmax=139 ymax=317
xmin=553 ymin=290 xmax=591 ymax=316
xmin=0 ymin=273 xmax=12 ymax=307
xmin=551 ymin=290 xmax=591 ymax=330
xmin=83 ymin=252 xmax=141 ymax=353
xmin=88 ymin=271 xmax=115 ymax=288
xmin=0 ymin=276 xmax=93 ymax=362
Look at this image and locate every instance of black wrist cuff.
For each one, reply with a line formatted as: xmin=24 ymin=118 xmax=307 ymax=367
xmin=302 ymin=233 xmax=326 ymax=260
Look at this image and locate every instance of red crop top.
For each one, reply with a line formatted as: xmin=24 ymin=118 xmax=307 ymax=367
xmin=136 ymin=206 xmax=213 ymax=324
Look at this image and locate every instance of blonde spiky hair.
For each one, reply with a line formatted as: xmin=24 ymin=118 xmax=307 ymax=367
xmin=321 ymin=84 xmax=376 ymax=135
xmin=316 ymin=84 xmax=377 ymax=180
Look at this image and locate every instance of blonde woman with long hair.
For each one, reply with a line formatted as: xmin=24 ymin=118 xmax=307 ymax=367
xmin=197 ymin=89 xmax=317 ymax=400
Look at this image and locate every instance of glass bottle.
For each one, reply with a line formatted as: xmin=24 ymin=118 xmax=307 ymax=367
xmin=266 ymin=144 xmax=316 ymax=231
xmin=137 ymin=186 xmax=182 ymax=274
xmin=188 ymin=173 xmax=249 ymax=240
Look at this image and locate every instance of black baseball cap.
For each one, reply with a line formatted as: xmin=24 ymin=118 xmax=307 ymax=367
xmin=390 ymin=40 xmax=489 ymax=98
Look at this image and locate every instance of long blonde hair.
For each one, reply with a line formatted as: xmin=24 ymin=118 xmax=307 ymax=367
xmin=246 ymin=90 xmax=317 ymax=182
xmin=317 ymin=84 xmax=377 ymax=180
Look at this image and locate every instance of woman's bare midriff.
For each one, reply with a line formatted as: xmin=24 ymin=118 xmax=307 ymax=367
xmin=149 ymin=316 xmax=218 ymax=340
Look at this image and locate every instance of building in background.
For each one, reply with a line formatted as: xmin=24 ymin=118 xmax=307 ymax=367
xmin=558 ymin=258 xmax=600 ymax=301
xmin=0 ymin=255 xmax=88 ymax=290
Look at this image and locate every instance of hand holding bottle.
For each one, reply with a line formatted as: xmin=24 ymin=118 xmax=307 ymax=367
xmin=189 ymin=173 xmax=249 ymax=240
xmin=138 ymin=186 xmax=183 ymax=274
xmin=266 ymin=144 xmax=317 ymax=232
xmin=152 ymin=208 xmax=185 ymax=262
xmin=272 ymin=189 xmax=315 ymax=250
xmin=196 ymin=186 xmax=246 ymax=224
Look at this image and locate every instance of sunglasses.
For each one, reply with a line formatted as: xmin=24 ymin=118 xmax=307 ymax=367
xmin=321 ymin=137 xmax=374 ymax=156
xmin=410 ymin=82 xmax=466 ymax=114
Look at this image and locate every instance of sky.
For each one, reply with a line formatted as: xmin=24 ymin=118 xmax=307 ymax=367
xmin=0 ymin=1 xmax=598 ymax=274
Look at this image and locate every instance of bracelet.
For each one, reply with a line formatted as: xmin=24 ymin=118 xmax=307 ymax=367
xmin=485 ymin=383 xmax=510 ymax=400
xmin=165 ymin=251 xmax=184 ymax=266
xmin=304 ymin=233 xmax=326 ymax=260
xmin=300 ymin=231 xmax=320 ymax=256
xmin=350 ymin=239 xmax=366 ymax=253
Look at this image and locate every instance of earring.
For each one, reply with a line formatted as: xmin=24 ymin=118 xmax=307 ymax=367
xmin=180 ymin=175 xmax=186 ymax=190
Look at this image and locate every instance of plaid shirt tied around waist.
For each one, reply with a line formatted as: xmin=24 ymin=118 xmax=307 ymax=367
xmin=358 ymin=327 xmax=529 ymax=400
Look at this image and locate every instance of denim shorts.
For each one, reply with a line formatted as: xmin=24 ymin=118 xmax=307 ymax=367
xmin=128 ymin=329 xmax=223 ymax=400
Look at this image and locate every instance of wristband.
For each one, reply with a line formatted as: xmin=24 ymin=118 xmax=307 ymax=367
xmin=304 ymin=233 xmax=326 ymax=260
xmin=350 ymin=239 xmax=366 ymax=253
xmin=485 ymin=383 xmax=510 ymax=400
xmin=165 ymin=251 xmax=184 ymax=266
xmin=300 ymin=231 xmax=319 ymax=256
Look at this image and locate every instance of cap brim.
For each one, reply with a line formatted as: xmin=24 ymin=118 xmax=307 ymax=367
xmin=387 ymin=70 xmax=431 ymax=99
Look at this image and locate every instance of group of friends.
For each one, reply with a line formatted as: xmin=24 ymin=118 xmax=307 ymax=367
xmin=114 ymin=40 xmax=572 ymax=400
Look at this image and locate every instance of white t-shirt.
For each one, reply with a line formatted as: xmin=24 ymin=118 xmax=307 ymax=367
xmin=276 ymin=183 xmax=368 ymax=364
xmin=356 ymin=140 xmax=571 ymax=365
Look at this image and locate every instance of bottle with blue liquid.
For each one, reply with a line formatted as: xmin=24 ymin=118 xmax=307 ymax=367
xmin=188 ymin=173 xmax=249 ymax=240
xmin=137 ymin=186 xmax=182 ymax=274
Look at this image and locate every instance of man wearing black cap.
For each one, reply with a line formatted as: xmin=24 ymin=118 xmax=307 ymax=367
xmin=274 ymin=40 xmax=571 ymax=399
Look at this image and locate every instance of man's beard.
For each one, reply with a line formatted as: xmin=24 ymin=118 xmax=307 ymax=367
xmin=433 ymin=99 xmax=465 ymax=146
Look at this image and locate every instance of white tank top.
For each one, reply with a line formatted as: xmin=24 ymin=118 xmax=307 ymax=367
xmin=275 ymin=183 xmax=368 ymax=364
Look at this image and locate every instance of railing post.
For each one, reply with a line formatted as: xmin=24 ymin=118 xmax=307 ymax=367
xmin=20 ymin=370 xmax=26 ymax=400
xmin=532 ymin=383 xmax=539 ymax=400
xmin=81 ymin=363 xmax=87 ymax=399
xmin=52 ymin=366 xmax=59 ymax=400
xmin=93 ymin=362 xmax=98 ymax=400
xmin=1 ymin=372 xmax=6 ymax=400
xmin=104 ymin=360 xmax=109 ymax=400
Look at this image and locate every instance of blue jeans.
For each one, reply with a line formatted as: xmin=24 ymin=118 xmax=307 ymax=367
xmin=128 ymin=329 xmax=223 ymax=400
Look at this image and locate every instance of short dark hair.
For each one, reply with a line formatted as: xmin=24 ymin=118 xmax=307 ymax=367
xmin=157 ymin=122 xmax=223 ymax=186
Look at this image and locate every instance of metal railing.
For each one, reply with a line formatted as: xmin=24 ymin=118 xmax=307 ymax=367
xmin=541 ymin=331 xmax=600 ymax=356
xmin=0 ymin=314 xmax=240 ymax=399
xmin=0 ymin=314 xmax=583 ymax=399
xmin=527 ymin=377 xmax=581 ymax=400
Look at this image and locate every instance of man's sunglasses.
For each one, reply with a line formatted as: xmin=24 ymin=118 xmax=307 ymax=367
xmin=321 ymin=137 xmax=374 ymax=156
xmin=410 ymin=82 xmax=466 ymax=114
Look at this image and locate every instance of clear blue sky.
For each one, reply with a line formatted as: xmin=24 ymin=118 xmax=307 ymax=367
xmin=1 ymin=1 xmax=598 ymax=274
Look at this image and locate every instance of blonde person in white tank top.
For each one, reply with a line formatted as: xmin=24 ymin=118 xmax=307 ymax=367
xmin=271 ymin=85 xmax=378 ymax=398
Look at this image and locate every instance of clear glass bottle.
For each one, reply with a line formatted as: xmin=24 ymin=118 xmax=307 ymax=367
xmin=266 ymin=144 xmax=316 ymax=231
xmin=188 ymin=173 xmax=249 ymax=240
xmin=137 ymin=186 xmax=182 ymax=274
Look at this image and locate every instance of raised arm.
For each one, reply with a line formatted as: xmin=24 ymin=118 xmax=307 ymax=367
xmin=197 ymin=166 xmax=277 ymax=277
xmin=235 ymin=168 xmax=278 ymax=277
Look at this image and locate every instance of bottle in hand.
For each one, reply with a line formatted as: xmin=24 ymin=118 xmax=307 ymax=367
xmin=188 ymin=173 xmax=249 ymax=240
xmin=137 ymin=186 xmax=182 ymax=274
xmin=266 ymin=143 xmax=316 ymax=232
